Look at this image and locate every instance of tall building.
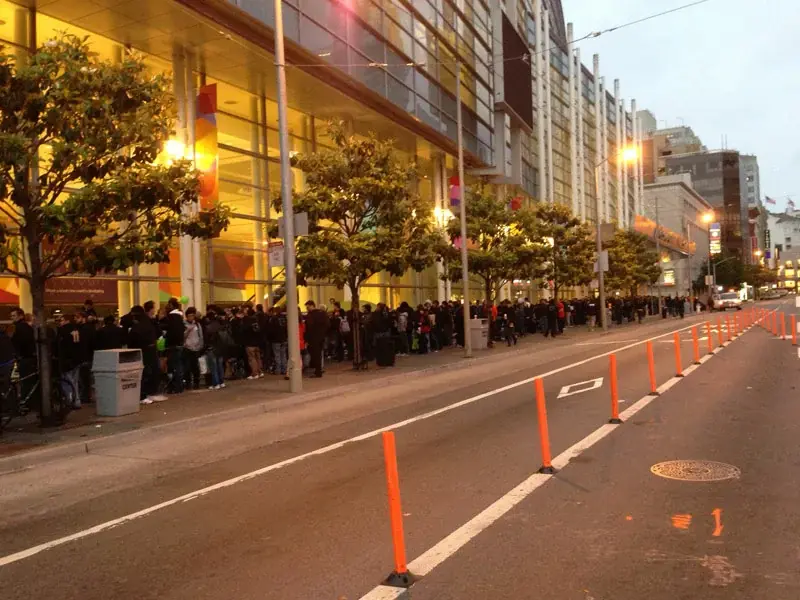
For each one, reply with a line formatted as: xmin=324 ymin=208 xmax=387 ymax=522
xmin=0 ymin=0 xmax=644 ymax=313
xmin=664 ymin=151 xmax=747 ymax=261
xmin=638 ymin=111 xmax=706 ymax=185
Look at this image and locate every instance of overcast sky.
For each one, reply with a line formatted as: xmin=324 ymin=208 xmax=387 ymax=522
xmin=564 ymin=0 xmax=799 ymax=211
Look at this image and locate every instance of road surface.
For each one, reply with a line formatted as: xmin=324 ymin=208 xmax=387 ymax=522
xmin=0 ymin=300 xmax=794 ymax=600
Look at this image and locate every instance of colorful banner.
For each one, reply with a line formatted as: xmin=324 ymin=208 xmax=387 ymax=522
xmin=634 ymin=215 xmax=697 ymax=255
xmin=195 ymin=84 xmax=219 ymax=210
xmin=709 ymin=222 xmax=722 ymax=255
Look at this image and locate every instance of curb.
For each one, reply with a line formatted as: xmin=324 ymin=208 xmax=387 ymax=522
xmin=0 ymin=314 xmax=707 ymax=472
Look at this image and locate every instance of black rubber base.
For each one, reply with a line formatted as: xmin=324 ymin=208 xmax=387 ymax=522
xmin=648 ymin=391 xmax=660 ymax=397
xmin=675 ymin=374 xmax=685 ymax=378
xmin=383 ymin=570 xmax=415 ymax=588
xmin=538 ymin=465 xmax=557 ymax=474
xmin=694 ymin=361 xmax=702 ymax=365
xmin=609 ymin=418 xmax=623 ymax=424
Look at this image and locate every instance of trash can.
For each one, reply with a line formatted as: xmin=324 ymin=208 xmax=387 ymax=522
xmin=92 ymin=349 xmax=143 ymax=416
xmin=469 ymin=318 xmax=489 ymax=350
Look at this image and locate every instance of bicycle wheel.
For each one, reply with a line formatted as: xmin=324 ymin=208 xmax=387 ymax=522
xmin=0 ymin=385 xmax=19 ymax=433
xmin=48 ymin=377 xmax=76 ymax=427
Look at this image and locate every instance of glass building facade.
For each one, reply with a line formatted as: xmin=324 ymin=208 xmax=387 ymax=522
xmin=0 ymin=0 xmax=641 ymax=314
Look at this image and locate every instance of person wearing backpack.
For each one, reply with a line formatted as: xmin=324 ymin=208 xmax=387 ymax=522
xmin=267 ymin=306 xmax=289 ymax=380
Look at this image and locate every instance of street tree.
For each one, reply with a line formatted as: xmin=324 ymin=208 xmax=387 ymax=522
xmin=272 ymin=122 xmax=441 ymax=367
xmin=442 ymin=183 xmax=540 ymax=302
xmin=0 ymin=35 xmax=230 ymax=421
xmin=604 ymin=230 xmax=661 ymax=295
xmin=531 ymin=202 xmax=594 ymax=299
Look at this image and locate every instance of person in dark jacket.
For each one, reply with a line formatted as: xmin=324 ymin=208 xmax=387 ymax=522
xmin=545 ymin=299 xmax=559 ymax=338
xmin=163 ymin=297 xmax=185 ymax=393
xmin=266 ymin=306 xmax=289 ymax=379
xmin=304 ymin=300 xmax=329 ymax=377
xmin=10 ymin=307 xmax=37 ymax=407
xmin=95 ymin=314 xmax=125 ymax=350
xmin=242 ymin=307 xmax=264 ymax=379
xmin=127 ymin=305 xmax=163 ymax=404
xmin=203 ymin=308 xmax=227 ymax=390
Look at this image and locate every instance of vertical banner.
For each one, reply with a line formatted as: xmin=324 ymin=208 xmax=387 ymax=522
xmin=709 ymin=222 xmax=722 ymax=255
xmin=195 ymin=84 xmax=218 ymax=210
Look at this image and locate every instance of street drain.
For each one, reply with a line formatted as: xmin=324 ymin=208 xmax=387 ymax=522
xmin=650 ymin=460 xmax=740 ymax=482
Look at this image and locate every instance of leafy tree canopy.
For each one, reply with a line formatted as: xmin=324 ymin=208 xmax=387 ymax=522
xmin=531 ymin=202 xmax=594 ymax=298
xmin=442 ymin=183 xmax=539 ymax=301
xmin=604 ymin=230 xmax=661 ymax=294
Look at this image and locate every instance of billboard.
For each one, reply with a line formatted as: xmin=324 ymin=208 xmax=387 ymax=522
xmin=709 ymin=222 xmax=722 ymax=255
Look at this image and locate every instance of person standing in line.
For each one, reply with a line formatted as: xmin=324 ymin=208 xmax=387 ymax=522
xmin=203 ymin=307 xmax=227 ymax=390
xmin=183 ymin=307 xmax=205 ymax=390
xmin=163 ymin=297 xmax=185 ymax=394
xmin=267 ymin=306 xmax=289 ymax=380
xmin=586 ymin=297 xmax=598 ymax=331
xmin=10 ymin=307 xmax=37 ymax=409
xmin=545 ymin=298 xmax=559 ymax=338
xmin=556 ymin=298 xmax=566 ymax=334
xmin=395 ymin=301 xmax=411 ymax=356
xmin=304 ymin=300 xmax=329 ymax=377
xmin=242 ymin=307 xmax=264 ymax=379
xmin=95 ymin=314 xmax=125 ymax=350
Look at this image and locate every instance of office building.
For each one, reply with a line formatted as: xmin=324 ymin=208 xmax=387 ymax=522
xmin=0 ymin=0 xmax=644 ymax=312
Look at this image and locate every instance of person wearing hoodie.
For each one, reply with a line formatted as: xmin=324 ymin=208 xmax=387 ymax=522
xmin=242 ymin=307 xmax=264 ymax=379
xmin=266 ymin=306 xmax=289 ymax=379
xmin=163 ymin=297 xmax=185 ymax=394
xmin=127 ymin=305 xmax=164 ymax=404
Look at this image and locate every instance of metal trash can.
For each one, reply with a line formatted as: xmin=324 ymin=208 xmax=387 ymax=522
xmin=469 ymin=318 xmax=489 ymax=350
xmin=92 ymin=349 xmax=143 ymax=416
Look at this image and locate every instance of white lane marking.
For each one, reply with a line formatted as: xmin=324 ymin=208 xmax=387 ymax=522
xmin=575 ymin=340 xmax=639 ymax=346
xmin=557 ymin=377 xmax=604 ymax=399
xmin=360 ymin=342 xmax=726 ymax=599
xmin=0 ymin=321 xmax=710 ymax=569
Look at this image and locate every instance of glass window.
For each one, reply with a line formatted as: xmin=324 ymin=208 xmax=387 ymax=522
xmin=414 ymin=71 xmax=439 ymax=107
xmin=301 ymin=0 xmax=347 ymax=37
xmin=0 ymin=0 xmax=28 ymax=49
xmin=384 ymin=17 xmax=414 ymax=57
xmin=351 ymin=50 xmax=386 ymax=95
xmin=387 ymin=75 xmax=416 ymax=113
xmin=350 ymin=20 xmax=385 ymax=62
xmin=300 ymin=15 xmax=336 ymax=56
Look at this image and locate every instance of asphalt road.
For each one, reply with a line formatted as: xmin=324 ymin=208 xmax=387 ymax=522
xmin=0 ymin=301 xmax=793 ymax=600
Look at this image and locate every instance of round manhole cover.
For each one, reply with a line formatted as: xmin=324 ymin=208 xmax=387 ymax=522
xmin=651 ymin=460 xmax=740 ymax=482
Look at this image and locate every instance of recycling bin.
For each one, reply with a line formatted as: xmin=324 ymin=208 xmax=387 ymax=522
xmin=469 ymin=318 xmax=489 ymax=350
xmin=92 ymin=349 xmax=143 ymax=416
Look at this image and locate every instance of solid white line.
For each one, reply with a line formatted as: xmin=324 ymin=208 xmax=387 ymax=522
xmin=0 ymin=320 xmax=708 ymax=569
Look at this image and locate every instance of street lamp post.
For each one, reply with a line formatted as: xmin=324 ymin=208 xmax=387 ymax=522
xmin=455 ymin=60 xmax=471 ymax=358
xmin=274 ymin=0 xmax=302 ymax=393
xmin=701 ymin=211 xmax=714 ymax=299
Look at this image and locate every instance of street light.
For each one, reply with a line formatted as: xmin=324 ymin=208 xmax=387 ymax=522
xmin=595 ymin=145 xmax=639 ymax=332
xmin=701 ymin=211 xmax=714 ymax=224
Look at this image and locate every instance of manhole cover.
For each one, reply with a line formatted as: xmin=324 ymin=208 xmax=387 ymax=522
xmin=651 ymin=460 xmax=740 ymax=482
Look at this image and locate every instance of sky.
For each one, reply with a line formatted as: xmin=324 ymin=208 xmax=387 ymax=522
xmin=563 ymin=0 xmax=799 ymax=212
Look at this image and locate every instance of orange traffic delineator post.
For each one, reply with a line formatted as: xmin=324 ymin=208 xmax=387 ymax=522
xmin=609 ymin=354 xmax=622 ymax=424
xmin=726 ymin=315 xmax=732 ymax=342
xmin=673 ymin=332 xmax=684 ymax=377
xmin=717 ymin=316 xmax=724 ymax=346
xmin=691 ymin=326 xmax=701 ymax=365
xmin=792 ymin=315 xmax=797 ymax=346
xmin=534 ymin=378 xmax=556 ymax=474
xmin=781 ymin=312 xmax=786 ymax=340
xmin=706 ymin=321 xmax=714 ymax=355
xmin=646 ymin=341 xmax=659 ymax=396
xmin=773 ymin=311 xmax=778 ymax=336
xmin=381 ymin=431 xmax=415 ymax=588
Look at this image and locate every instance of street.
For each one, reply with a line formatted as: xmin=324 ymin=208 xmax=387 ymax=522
xmin=0 ymin=300 xmax=796 ymax=600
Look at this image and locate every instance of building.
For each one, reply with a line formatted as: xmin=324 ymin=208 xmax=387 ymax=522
xmin=663 ymin=150 xmax=748 ymax=261
xmin=638 ymin=111 xmax=706 ymax=185
xmin=641 ymin=174 xmax=712 ymax=297
xmin=0 ymin=0 xmax=645 ymax=314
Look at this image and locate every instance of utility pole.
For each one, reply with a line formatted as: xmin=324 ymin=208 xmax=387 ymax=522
xmin=455 ymin=60 xmax=472 ymax=357
xmin=595 ymin=165 xmax=607 ymax=332
xmin=655 ymin=197 xmax=663 ymax=315
xmin=274 ymin=0 xmax=302 ymax=392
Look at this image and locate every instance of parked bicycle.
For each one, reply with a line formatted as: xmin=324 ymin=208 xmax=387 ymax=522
xmin=0 ymin=361 xmax=78 ymax=433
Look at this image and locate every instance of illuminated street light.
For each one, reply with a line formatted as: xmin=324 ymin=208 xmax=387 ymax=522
xmin=620 ymin=146 xmax=638 ymax=163
xmin=701 ymin=211 xmax=714 ymax=223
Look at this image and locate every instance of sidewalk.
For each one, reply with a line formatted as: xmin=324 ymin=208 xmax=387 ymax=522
xmin=0 ymin=313 xmax=699 ymax=461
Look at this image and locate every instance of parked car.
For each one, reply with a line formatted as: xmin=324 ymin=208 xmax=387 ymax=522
xmin=711 ymin=292 xmax=742 ymax=311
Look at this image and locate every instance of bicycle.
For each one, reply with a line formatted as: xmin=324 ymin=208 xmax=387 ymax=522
xmin=0 ymin=363 xmax=78 ymax=433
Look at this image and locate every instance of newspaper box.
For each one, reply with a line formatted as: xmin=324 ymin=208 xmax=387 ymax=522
xmin=92 ymin=349 xmax=143 ymax=417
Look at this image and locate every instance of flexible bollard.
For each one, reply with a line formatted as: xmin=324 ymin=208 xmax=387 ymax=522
xmin=691 ymin=326 xmax=700 ymax=364
xmin=781 ymin=312 xmax=786 ymax=340
xmin=717 ymin=316 xmax=724 ymax=346
xmin=726 ymin=315 xmax=732 ymax=342
xmin=609 ymin=354 xmax=622 ymax=424
xmin=792 ymin=315 xmax=797 ymax=346
xmin=773 ymin=311 xmax=778 ymax=336
xmin=647 ymin=341 xmax=658 ymax=396
xmin=706 ymin=321 xmax=714 ymax=354
xmin=381 ymin=431 xmax=414 ymax=588
xmin=534 ymin=378 xmax=555 ymax=474
xmin=673 ymin=332 xmax=684 ymax=377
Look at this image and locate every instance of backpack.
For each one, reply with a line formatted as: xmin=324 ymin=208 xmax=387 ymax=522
xmin=216 ymin=327 xmax=236 ymax=356
xmin=339 ymin=318 xmax=351 ymax=334
xmin=397 ymin=312 xmax=408 ymax=332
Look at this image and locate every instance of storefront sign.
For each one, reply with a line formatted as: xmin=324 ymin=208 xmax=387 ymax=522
xmin=634 ymin=215 xmax=696 ymax=255
xmin=663 ymin=269 xmax=675 ymax=286
xmin=709 ymin=222 xmax=722 ymax=255
xmin=268 ymin=241 xmax=285 ymax=268
xmin=45 ymin=277 xmax=118 ymax=306
xmin=196 ymin=84 xmax=218 ymax=210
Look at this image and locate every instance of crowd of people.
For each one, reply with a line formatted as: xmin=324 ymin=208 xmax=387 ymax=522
xmin=2 ymin=293 xmax=704 ymax=411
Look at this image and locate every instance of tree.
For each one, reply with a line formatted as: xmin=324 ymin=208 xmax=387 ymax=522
xmin=694 ymin=255 xmax=746 ymax=290
xmin=272 ymin=122 xmax=441 ymax=367
xmin=0 ymin=35 xmax=229 ymax=422
xmin=743 ymin=262 xmax=778 ymax=291
xmin=531 ymin=202 xmax=594 ymax=299
xmin=442 ymin=183 xmax=540 ymax=302
xmin=604 ymin=230 xmax=661 ymax=295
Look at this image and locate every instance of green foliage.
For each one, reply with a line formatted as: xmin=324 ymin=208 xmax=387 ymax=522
xmin=0 ymin=34 xmax=229 ymax=285
xmin=531 ymin=202 xmax=594 ymax=298
xmin=743 ymin=262 xmax=778 ymax=288
xmin=442 ymin=183 xmax=539 ymax=301
xmin=604 ymin=230 xmax=661 ymax=294
xmin=695 ymin=257 xmax=777 ymax=291
xmin=270 ymin=121 xmax=441 ymax=294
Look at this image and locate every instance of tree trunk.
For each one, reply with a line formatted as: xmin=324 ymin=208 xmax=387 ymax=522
xmin=484 ymin=279 xmax=493 ymax=305
xmin=30 ymin=276 xmax=54 ymax=423
xmin=350 ymin=284 xmax=362 ymax=370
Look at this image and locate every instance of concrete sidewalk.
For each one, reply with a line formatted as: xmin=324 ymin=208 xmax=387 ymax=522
xmin=0 ymin=313 xmax=704 ymax=464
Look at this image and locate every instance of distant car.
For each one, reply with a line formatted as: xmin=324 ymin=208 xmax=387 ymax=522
xmin=711 ymin=292 xmax=742 ymax=311
xmin=762 ymin=291 xmax=781 ymax=300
